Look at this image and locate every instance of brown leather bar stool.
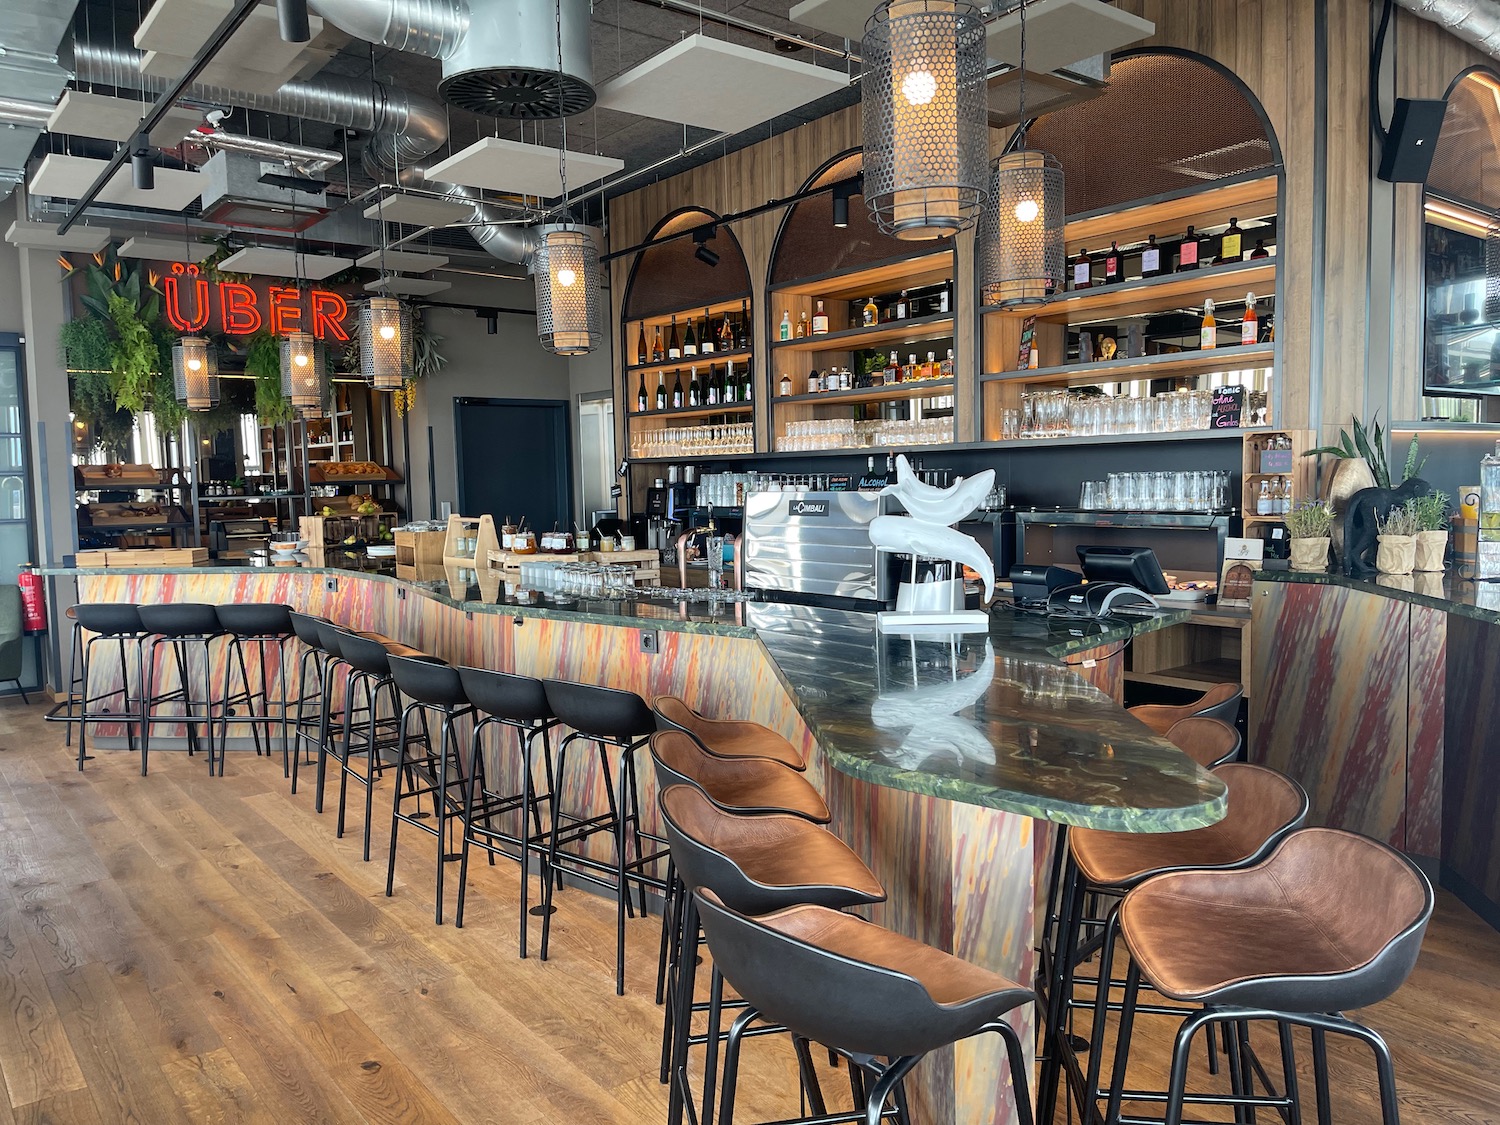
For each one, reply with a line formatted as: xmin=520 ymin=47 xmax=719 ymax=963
xmin=650 ymin=729 xmax=829 ymax=821
xmin=1128 ymin=681 xmax=1243 ymax=736
xmin=1162 ymin=715 xmax=1241 ymax=768
xmin=697 ymin=887 xmax=1035 ymax=1125
xmin=1106 ymin=827 xmax=1434 ymax=1125
xmin=659 ymin=784 xmax=884 ymax=1125
xmin=1037 ymin=763 xmax=1309 ymax=1123
xmin=653 ymin=695 xmax=805 ymax=769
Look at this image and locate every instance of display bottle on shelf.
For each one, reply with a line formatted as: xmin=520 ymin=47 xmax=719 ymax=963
xmin=1201 ymin=298 xmax=1217 ymax=349
xmin=683 ymin=315 xmax=698 ymax=357
xmin=812 ymin=300 xmax=829 ymax=335
xmin=807 ymin=368 xmax=820 ymax=395
xmin=924 ymin=351 xmax=938 ymax=380
xmin=894 ymin=290 xmax=909 ymax=319
xmin=1178 ymin=225 xmax=1200 ymax=271
xmin=779 ymin=371 xmax=792 ymax=396
xmin=1072 ymin=247 xmax=1093 ymax=289
xmin=741 ymin=361 xmax=752 ymax=401
xmin=1221 ymin=218 xmax=1244 ymax=262
xmin=700 ymin=310 xmax=715 ymax=355
xmin=780 ymin=310 xmax=792 ymax=341
xmin=1250 ymin=238 xmax=1270 ymax=259
xmin=938 ymin=282 xmax=951 ymax=313
xmin=940 ymin=349 xmax=955 ymax=379
xmin=652 ymin=325 xmax=665 ymax=363
xmin=1241 ymin=292 xmax=1258 ymax=346
xmin=668 ymin=316 xmax=682 ymax=359
xmin=636 ymin=375 xmax=648 ymax=412
xmin=636 ymin=324 xmax=648 ymax=366
xmin=904 ymin=354 xmax=918 ymax=382
xmin=859 ymin=456 xmax=885 ymax=491
xmin=1140 ymin=234 xmax=1162 ymax=278
xmin=885 ymin=351 xmax=900 ymax=385
xmin=688 ymin=366 xmax=702 ymax=406
xmin=839 ymin=367 xmax=852 ymax=390
xmin=737 ymin=300 xmax=751 ymax=350
xmin=672 ymin=371 xmax=685 ymax=409
xmin=718 ymin=310 xmax=733 ymax=352
xmin=655 ymin=373 xmax=667 ymax=410
xmin=884 ymin=453 xmax=898 ymax=487
xmin=1257 ymin=479 xmax=1272 ymax=516
xmin=711 ymin=365 xmax=725 ymax=405
xmin=1104 ymin=241 xmax=1122 ymax=285
xmin=863 ymin=296 xmax=878 ymax=326
xmin=796 ymin=311 xmax=809 ymax=338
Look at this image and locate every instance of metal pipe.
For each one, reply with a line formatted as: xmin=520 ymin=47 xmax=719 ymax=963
xmin=0 ymin=97 xmax=53 ymax=127
xmin=1394 ymin=0 xmax=1500 ymax=56
xmin=306 ymin=0 xmax=470 ymax=59
xmin=627 ymin=0 xmax=862 ymax=62
xmin=188 ymin=129 xmax=343 ymax=174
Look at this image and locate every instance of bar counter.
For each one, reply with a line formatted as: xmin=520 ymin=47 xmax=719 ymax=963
xmin=43 ymin=562 xmax=1225 ymax=1125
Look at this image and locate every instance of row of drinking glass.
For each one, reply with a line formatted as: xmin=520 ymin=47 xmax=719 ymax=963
xmin=630 ymin=423 xmax=754 ymax=458
xmin=774 ymin=416 xmax=955 ymax=452
xmin=1079 ymin=470 xmax=1232 ymax=513
xmin=1002 ymin=388 xmax=1218 ymax=441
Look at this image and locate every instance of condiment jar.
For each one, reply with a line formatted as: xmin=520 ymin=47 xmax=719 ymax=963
xmin=511 ymin=530 xmax=537 ymax=554
xmin=501 ymin=518 xmax=517 ymax=549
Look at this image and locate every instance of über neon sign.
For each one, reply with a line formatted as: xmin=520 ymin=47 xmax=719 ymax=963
xmin=162 ymin=263 xmax=350 ymax=341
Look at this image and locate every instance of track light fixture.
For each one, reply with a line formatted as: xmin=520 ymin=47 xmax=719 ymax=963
xmin=476 ymin=307 xmax=499 ymax=334
xmin=693 ymin=224 xmax=720 ymax=267
xmin=276 ymin=0 xmax=311 ymax=43
xmin=831 ymin=176 xmax=861 ymax=229
xmin=129 ymin=133 xmax=154 ymax=191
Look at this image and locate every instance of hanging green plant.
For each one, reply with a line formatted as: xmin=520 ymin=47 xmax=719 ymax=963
xmin=106 ymin=293 xmax=160 ymax=414
xmin=411 ymin=310 xmax=447 ymax=380
xmin=59 ymin=314 xmax=113 ymax=373
xmin=245 ymin=332 xmax=295 ymax=425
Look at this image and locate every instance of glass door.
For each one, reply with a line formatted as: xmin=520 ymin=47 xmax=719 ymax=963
xmin=0 ymin=336 xmax=40 ymax=693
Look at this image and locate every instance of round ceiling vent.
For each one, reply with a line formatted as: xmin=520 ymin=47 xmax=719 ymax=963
xmin=439 ymin=68 xmax=596 ymax=118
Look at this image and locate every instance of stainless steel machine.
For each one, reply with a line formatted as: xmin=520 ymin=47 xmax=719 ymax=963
xmin=741 ymin=491 xmax=895 ymax=603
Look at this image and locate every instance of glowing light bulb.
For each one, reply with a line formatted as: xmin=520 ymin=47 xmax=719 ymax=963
xmin=557 ymin=267 xmax=577 ymax=288
xmin=1013 ymin=198 xmax=1040 ymax=224
xmin=186 ymin=358 xmax=202 ymax=371
xmin=901 ymin=69 xmax=937 ymax=106
xmin=378 ymin=324 xmax=396 ymax=341
xmin=294 ymin=353 xmax=309 ymax=367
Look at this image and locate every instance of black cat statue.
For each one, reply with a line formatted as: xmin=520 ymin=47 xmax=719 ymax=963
xmin=1341 ymin=478 xmax=1435 ymax=577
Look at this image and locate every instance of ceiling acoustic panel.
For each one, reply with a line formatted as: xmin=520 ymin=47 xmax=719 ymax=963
xmin=29 ymin=153 xmax=204 ymax=211
xmin=788 ymin=0 xmax=880 ymax=45
xmin=985 ymin=0 xmax=1153 ymax=73
xmin=363 ymin=193 xmax=474 ymax=227
xmin=425 ymin=137 xmax=624 ymax=199
xmin=119 ymin=236 xmax=215 ymax=262
xmin=135 ymin=0 xmax=323 ymax=76
xmin=355 ymin=248 xmax=451 ymax=272
xmin=46 ymin=90 xmax=203 ymax=146
xmin=5 ymin=220 xmax=113 ymax=253
xmin=217 ymin=246 xmax=354 ymax=280
xmin=364 ymin=276 xmax=453 ymax=296
xmin=595 ymin=34 xmax=850 ymax=134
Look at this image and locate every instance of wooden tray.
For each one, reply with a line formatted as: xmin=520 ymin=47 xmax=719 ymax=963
xmin=80 ymin=503 xmax=188 ymax=527
xmin=75 ymin=547 xmax=208 ymax=568
xmin=308 ymin=461 xmax=402 ymax=484
xmin=75 ymin=463 xmax=160 ymax=487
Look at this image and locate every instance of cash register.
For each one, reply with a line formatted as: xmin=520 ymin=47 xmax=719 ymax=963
xmin=1047 ymin=546 xmax=1169 ymax=617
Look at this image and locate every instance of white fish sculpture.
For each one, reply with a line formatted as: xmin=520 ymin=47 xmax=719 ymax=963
xmin=869 ymin=516 xmax=997 ymax=602
xmin=882 ymin=454 xmax=993 ymax=527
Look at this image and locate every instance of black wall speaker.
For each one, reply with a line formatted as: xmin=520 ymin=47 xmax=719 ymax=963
xmin=1378 ymin=98 xmax=1447 ymax=183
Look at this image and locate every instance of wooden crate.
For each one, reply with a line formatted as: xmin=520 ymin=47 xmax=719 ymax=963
xmin=442 ymin=514 xmax=499 ymax=568
xmin=74 ymin=547 xmax=208 ymax=568
xmin=299 ymin=513 xmax=394 ymax=547
xmin=395 ymin=529 xmax=447 ymax=569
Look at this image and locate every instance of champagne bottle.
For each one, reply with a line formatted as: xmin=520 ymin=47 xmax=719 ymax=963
xmin=655 ymin=373 xmax=667 ymax=411
xmin=636 ymin=374 xmax=647 ymax=412
xmin=1178 ymin=225 xmax=1199 ymax=271
xmin=741 ymin=360 xmax=752 ymax=402
xmin=1201 ymin=298 xmax=1217 ymax=349
xmin=688 ymin=365 xmax=701 ymax=406
xmin=705 ymin=365 xmax=719 ymax=405
xmin=699 ymin=309 xmax=714 ymax=354
xmin=1073 ymin=247 xmax=1093 ymax=290
xmin=683 ymin=315 xmax=698 ymax=357
xmin=635 ymin=324 xmax=648 ymax=366
xmin=1221 ymin=217 xmax=1243 ymax=263
xmin=671 ymin=371 xmax=684 ymax=409
xmin=722 ymin=361 xmax=736 ymax=404
xmin=737 ymin=300 xmax=750 ymax=350
xmin=1140 ymin=235 xmax=1161 ymax=278
xmin=652 ymin=325 xmax=665 ymax=363
xmin=1241 ymin=292 xmax=1258 ymax=346
xmin=668 ymin=315 xmax=682 ymax=359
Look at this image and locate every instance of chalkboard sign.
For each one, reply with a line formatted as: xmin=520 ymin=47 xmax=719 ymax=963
xmin=827 ymin=474 xmax=852 ymax=492
xmin=1211 ymin=385 xmax=1245 ymax=429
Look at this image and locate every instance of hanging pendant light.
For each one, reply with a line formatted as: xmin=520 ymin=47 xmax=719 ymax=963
xmin=978 ymin=0 xmax=1067 ymax=307
xmin=1486 ymin=225 xmax=1500 ymax=321
xmin=862 ymin=0 xmax=988 ymax=241
xmin=360 ymin=295 xmax=410 ymax=390
xmin=535 ymin=226 xmax=602 ymax=355
xmin=280 ymin=331 xmax=327 ymax=418
xmin=172 ymin=336 xmax=218 ymax=410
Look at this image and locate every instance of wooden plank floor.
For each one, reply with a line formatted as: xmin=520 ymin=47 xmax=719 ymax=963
xmin=1 ymin=700 xmax=1497 ymax=1124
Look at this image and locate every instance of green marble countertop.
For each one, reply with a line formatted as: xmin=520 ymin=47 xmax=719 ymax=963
xmin=1256 ymin=569 xmax=1500 ymax=625
xmin=46 ymin=563 xmax=1225 ymax=831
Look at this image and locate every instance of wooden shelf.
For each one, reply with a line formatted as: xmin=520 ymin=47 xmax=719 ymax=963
xmin=982 ymin=343 xmax=1275 ymax=386
xmin=1126 ymin=657 xmax=1244 ymax=692
xmin=628 ymin=451 xmax=754 ymax=463
xmin=770 ymin=312 xmax=955 ymax=355
xmin=769 ymin=251 xmax=953 ymax=300
xmin=625 ymin=349 xmax=752 ymax=378
xmin=984 ymin=259 xmax=1277 ymax=324
xmin=626 ymin=297 xmax=750 ymax=334
xmin=629 ymin=402 xmax=754 ymax=421
xmin=1063 ymin=175 xmax=1279 ymax=255
xmin=773 ymin=379 xmax=955 ymax=408
xmin=987 ymin=426 xmax=1278 ymax=450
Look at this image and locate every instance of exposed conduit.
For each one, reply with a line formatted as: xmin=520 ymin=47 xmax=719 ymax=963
xmin=1396 ymin=0 xmax=1500 ymax=57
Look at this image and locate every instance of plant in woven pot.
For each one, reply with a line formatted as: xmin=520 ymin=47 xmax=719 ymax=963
xmin=1374 ymin=505 xmax=1419 ymax=575
xmin=1284 ymin=501 xmax=1334 ymax=572
xmin=1406 ymin=491 xmax=1450 ymax=572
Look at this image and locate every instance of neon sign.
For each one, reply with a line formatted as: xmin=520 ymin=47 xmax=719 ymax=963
xmin=162 ymin=263 xmax=350 ymax=341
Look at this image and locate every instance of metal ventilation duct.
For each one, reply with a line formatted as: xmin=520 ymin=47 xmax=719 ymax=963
xmin=1396 ymin=0 xmax=1500 ymax=57
xmin=0 ymin=0 xmax=78 ymax=194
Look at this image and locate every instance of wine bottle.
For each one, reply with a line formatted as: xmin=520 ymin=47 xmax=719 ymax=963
xmin=884 ymin=453 xmax=898 ymax=487
xmin=1104 ymin=241 xmax=1122 ymax=285
xmin=737 ymin=300 xmax=750 ymax=350
xmin=655 ymin=373 xmax=667 ymax=411
xmin=700 ymin=309 xmax=714 ymax=354
xmin=718 ymin=310 xmax=733 ymax=352
xmin=863 ymin=296 xmax=878 ymax=327
xmin=683 ymin=315 xmax=698 ymax=357
xmin=1201 ymin=298 xmax=1217 ymax=349
xmin=688 ymin=365 xmax=701 ymax=406
xmin=812 ymin=300 xmax=829 ymax=335
xmin=1178 ymin=226 xmax=1199 ymax=271
xmin=705 ymin=365 xmax=719 ymax=405
xmin=671 ymin=371 xmax=684 ymax=409
xmin=1073 ymin=247 xmax=1093 ymax=290
xmin=1140 ymin=234 xmax=1161 ymax=278
xmin=779 ymin=310 xmax=791 ymax=341
xmin=652 ymin=325 xmax=665 ymax=363
xmin=636 ymin=374 xmax=648 ymax=412
xmin=1241 ymin=292 xmax=1258 ymax=346
xmin=635 ymin=324 xmax=648 ymax=366
xmin=1221 ymin=217 xmax=1243 ymax=263
xmin=741 ymin=360 xmax=752 ymax=402
xmin=668 ymin=315 xmax=682 ymax=359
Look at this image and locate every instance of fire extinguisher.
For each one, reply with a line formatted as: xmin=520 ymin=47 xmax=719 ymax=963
xmin=17 ymin=565 xmax=46 ymax=634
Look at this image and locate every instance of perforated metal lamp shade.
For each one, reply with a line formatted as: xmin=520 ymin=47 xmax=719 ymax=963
xmin=280 ymin=331 xmax=328 ymax=418
xmin=1486 ymin=228 xmax=1500 ymax=322
xmin=534 ymin=228 xmax=602 ymax=355
xmin=360 ymin=296 xmax=411 ymax=391
xmin=171 ymin=336 xmax=218 ymax=410
xmin=980 ymin=149 xmax=1066 ymax=308
xmin=861 ymin=0 xmax=988 ymax=241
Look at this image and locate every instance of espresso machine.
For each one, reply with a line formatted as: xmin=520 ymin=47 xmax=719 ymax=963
xmin=644 ymin=465 xmax=698 ymax=550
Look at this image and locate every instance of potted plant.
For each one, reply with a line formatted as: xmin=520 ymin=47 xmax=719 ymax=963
xmin=1374 ymin=505 xmax=1419 ymax=575
xmin=1406 ymin=491 xmax=1450 ymax=572
xmin=1284 ymin=500 xmax=1334 ymax=571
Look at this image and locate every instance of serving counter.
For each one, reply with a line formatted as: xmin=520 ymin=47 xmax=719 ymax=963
xmin=42 ymin=562 xmax=1224 ymax=1125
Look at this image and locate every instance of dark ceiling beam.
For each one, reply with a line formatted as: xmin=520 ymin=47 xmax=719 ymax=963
xmin=56 ymin=0 xmax=262 ymax=235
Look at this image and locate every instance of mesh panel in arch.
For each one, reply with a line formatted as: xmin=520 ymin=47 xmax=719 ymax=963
xmin=1024 ymin=53 xmax=1277 ymax=216
xmin=770 ymin=153 xmax=939 ymax=285
xmin=623 ymin=210 xmax=751 ymax=323
xmin=1428 ymin=73 xmax=1500 ymax=212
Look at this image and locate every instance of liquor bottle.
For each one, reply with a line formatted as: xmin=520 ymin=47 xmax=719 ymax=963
xmin=839 ymin=367 xmax=852 ymax=390
xmin=1241 ymin=292 xmax=1258 ymax=346
xmin=940 ymin=348 xmax=955 ymax=379
xmin=1177 ymin=225 xmax=1200 ymax=271
xmin=895 ymin=290 xmax=909 ymax=319
xmin=795 ymin=311 xmax=809 ymax=338
xmin=705 ymin=365 xmax=719 ymax=406
xmin=683 ymin=315 xmax=698 ymax=357
xmin=812 ymin=300 xmax=829 ymax=335
xmin=722 ymin=361 xmax=736 ymax=404
xmin=1201 ymin=298 xmax=1217 ymax=349
xmin=1221 ymin=217 xmax=1243 ymax=263
xmin=924 ymin=351 xmax=938 ymax=380
xmin=671 ymin=371 xmax=684 ymax=409
xmin=1140 ymin=234 xmax=1162 ymax=278
xmin=886 ymin=351 xmax=901 ymax=385
xmin=779 ymin=310 xmax=792 ymax=341
xmin=884 ymin=453 xmax=898 ymax=487
xmin=779 ymin=371 xmax=792 ymax=396
xmin=1250 ymin=238 xmax=1270 ymax=260
xmin=807 ymin=368 xmax=820 ymax=395
xmin=1072 ymin=247 xmax=1093 ymax=290
xmin=699 ymin=309 xmax=714 ymax=355
xmin=858 ymin=456 xmax=885 ymax=491
xmin=863 ymin=296 xmax=878 ymax=327
xmin=737 ymin=300 xmax=750 ymax=350
xmin=655 ymin=373 xmax=667 ymax=410
xmin=652 ymin=325 xmax=665 ymax=363
xmin=903 ymin=354 xmax=918 ymax=382
xmin=718 ymin=310 xmax=733 ymax=352
xmin=668 ymin=315 xmax=682 ymax=359
xmin=636 ymin=324 xmax=648 ymax=366
xmin=636 ymin=374 xmax=648 ymax=412
xmin=939 ymin=281 xmax=951 ymax=313
xmin=1101 ymin=241 xmax=1121 ymax=285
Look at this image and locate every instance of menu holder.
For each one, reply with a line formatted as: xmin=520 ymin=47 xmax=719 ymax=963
xmin=1211 ymin=385 xmax=1246 ymax=430
xmin=1217 ymin=536 xmax=1263 ymax=608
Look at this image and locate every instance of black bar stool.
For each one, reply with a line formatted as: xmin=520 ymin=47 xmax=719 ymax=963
xmin=697 ymin=887 xmax=1036 ymax=1125
xmin=214 ymin=602 xmax=296 ymax=776
xmin=1105 ymin=827 xmax=1433 ymax=1125
xmin=653 ymin=695 xmax=805 ymax=769
xmin=137 ymin=603 xmax=227 ymax=776
xmin=454 ymin=666 xmax=561 ymax=957
xmin=659 ymin=783 xmax=885 ymax=1125
xmin=541 ymin=678 xmax=671 ymax=996
xmin=286 ymin=611 xmax=335 ymax=788
xmin=47 ymin=603 xmax=146 ymax=770
xmin=385 ymin=654 xmax=473 ymax=925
